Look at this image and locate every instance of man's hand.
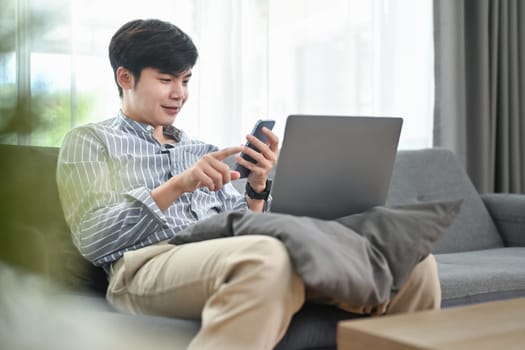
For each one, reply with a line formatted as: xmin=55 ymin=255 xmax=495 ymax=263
xmin=152 ymin=146 xmax=242 ymax=212
xmin=179 ymin=146 xmax=243 ymax=192
xmin=236 ymin=127 xmax=279 ymax=192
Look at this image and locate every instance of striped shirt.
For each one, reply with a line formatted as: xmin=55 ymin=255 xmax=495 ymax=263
xmin=57 ymin=111 xmax=247 ymax=270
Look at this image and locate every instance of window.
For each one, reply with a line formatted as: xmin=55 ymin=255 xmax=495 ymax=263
xmin=1 ymin=0 xmax=433 ymax=149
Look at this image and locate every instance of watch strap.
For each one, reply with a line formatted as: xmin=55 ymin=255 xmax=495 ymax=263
xmin=245 ymin=180 xmax=272 ymax=200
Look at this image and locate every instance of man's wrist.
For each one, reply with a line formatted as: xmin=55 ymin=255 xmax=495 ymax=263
xmin=250 ymin=182 xmax=266 ymax=193
xmin=245 ymin=180 xmax=272 ymax=201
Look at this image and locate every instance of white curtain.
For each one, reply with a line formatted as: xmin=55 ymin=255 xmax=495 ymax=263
xmin=5 ymin=0 xmax=434 ymax=149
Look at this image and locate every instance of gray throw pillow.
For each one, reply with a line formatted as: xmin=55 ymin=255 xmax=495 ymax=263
xmin=172 ymin=199 xmax=463 ymax=306
xmin=336 ymin=199 xmax=463 ymax=292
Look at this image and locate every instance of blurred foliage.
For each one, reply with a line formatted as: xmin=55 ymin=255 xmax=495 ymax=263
xmin=31 ymin=90 xmax=93 ymax=146
xmin=0 ymin=0 xmax=48 ymax=139
xmin=0 ymin=0 xmax=93 ymax=288
xmin=0 ymin=0 xmax=84 ymax=146
xmin=0 ymin=82 xmax=48 ymax=141
xmin=0 ymin=79 xmax=93 ymax=146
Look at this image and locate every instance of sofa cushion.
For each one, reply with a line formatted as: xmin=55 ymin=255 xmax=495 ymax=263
xmin=436 ymin=247 xmax=525 ymax=307
xmin=275 ymin=303 xmax=364 ymax=350
xmin=386 ymin=148 xmax=503 ymax=253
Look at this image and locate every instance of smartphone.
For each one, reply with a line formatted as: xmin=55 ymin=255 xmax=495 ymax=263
xmin=235 ymin=119 xmax=276 ymax=178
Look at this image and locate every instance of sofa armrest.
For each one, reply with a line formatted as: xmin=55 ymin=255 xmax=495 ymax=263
xmin=481 ymin=193 xmax=525 ymax=246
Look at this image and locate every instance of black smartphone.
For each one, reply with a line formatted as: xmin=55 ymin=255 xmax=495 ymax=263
xmin=235 ymin=119 xmax=276 ymax=178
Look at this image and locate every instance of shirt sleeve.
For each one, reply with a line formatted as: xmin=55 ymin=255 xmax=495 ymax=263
xmin=217 ymin=182 xmax=248 ymax=211
xmin=56 ymin=127 xmax=168 ymax=265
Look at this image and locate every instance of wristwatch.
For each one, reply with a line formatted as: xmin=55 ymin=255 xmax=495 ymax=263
xmin=245 ymin=180 xmax=272 ymax=200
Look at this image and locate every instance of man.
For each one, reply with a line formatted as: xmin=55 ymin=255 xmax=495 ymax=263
xmin=57 ymin=19 xmax=440 ymax=350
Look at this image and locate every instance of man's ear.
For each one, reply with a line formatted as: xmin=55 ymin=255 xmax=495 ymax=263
xmin=116 ymin=67 xmax=133 ymax=90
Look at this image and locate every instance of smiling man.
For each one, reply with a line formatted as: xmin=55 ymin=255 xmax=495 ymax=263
xmin=56 ymin=19 xmax=441 ymax=350
xmin=57 ymin=19 xmax=298 ymax=350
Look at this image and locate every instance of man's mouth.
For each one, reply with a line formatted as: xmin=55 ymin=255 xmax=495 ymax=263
xmin=162 ymin=105 xmax=180 ymax=115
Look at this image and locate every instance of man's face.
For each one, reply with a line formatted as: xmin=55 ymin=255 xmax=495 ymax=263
xmin=121 ymin=67 xmax=192 ymax=126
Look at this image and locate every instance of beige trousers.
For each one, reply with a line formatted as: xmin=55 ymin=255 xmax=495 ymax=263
xmin=107 ymin=235 xmax=440 ymax=350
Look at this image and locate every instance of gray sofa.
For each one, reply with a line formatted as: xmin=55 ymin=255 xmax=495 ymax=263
xmin=232 ymin=147 xmax=525 ymax=309
xmin=1 ymin=145 xmax=524 ymax=349
xmin=386 ymin=148 xmax=525 ymax=307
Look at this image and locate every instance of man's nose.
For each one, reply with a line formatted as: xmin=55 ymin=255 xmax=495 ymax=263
xmin=170 ymin=81 xmax=185 ymax=100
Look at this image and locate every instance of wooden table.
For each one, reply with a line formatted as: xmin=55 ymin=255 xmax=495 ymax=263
xmin=337 ymin=297 xmax=525 ymax=350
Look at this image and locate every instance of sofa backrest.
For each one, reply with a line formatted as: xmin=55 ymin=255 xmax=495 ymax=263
xmin=4 ymin=144 xmax=499 ymax=286
xmin=0 ymin=144 xmax=107 ymax=295
xmin=386 ymin=148 xmax=503 ymax=253
xmin=229 ymin=148 xmax=504 ymax=253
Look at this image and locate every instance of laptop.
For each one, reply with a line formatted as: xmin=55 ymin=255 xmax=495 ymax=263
xmin=269 ymin=115 xmax=403 ymax=220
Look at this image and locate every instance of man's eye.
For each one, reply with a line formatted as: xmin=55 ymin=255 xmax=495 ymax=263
xmin=183 ymin=80 xmax=190 ymax=85
xmin=160 ymin=78 xmax=171 ymax=83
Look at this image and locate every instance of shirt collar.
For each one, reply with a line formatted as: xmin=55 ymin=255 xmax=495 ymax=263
xmin=117 ymin=110 xmax=154 ymax=134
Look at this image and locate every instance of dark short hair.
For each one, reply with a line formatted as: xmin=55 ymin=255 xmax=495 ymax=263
xmin=109 ymin=19 xmax=198 ymax=97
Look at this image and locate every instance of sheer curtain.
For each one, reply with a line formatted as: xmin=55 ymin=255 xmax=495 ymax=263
xmin=1 ymin=0 xmax=433 ymax=149
xmin=265 ymin=0 xmax=434 ymax=149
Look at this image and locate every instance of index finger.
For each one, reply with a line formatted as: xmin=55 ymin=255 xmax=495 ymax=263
xmin=211 ymin=146 xmax=243 ymax=161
